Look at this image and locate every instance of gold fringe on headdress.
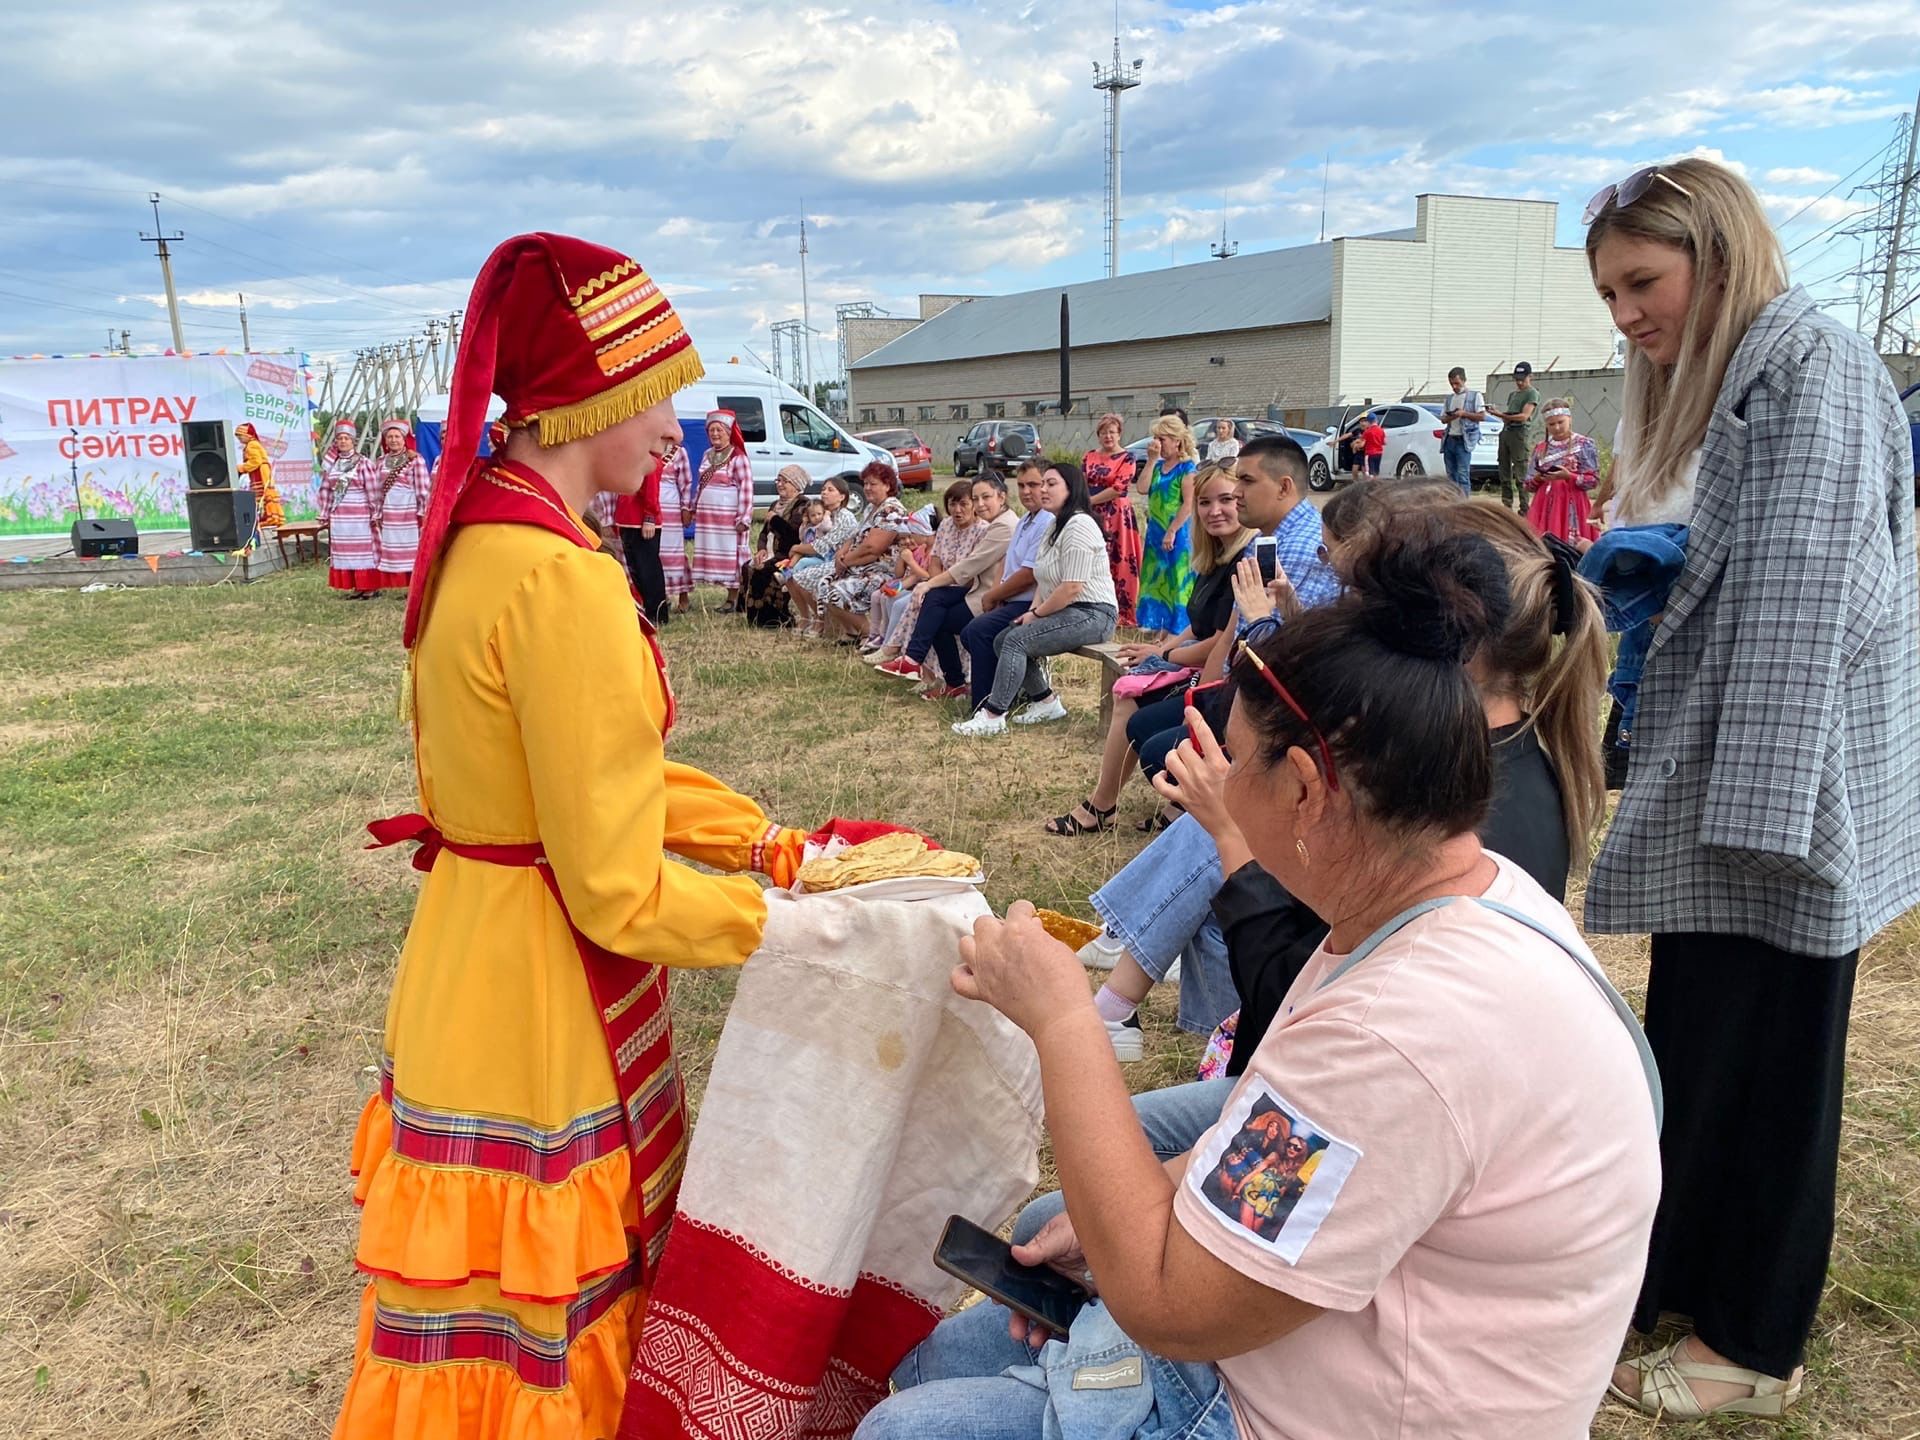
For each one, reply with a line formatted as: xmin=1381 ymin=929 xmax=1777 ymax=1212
xmin=524 ymin=348 xmax=707 ymax=447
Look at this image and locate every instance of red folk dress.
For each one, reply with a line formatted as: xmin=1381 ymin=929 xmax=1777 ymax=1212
xmin=1083 ymin=447 xmax=1142 ymax=626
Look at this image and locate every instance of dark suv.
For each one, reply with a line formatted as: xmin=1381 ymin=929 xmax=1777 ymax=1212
xmin=953 ymin=421 xmax=1041 ymax=476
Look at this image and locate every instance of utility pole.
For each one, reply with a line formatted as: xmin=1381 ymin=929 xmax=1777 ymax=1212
xmin=1210 ymin=220 xmax=1238 ymax=260
xmin=1873 ymin=88 xmax=1920 ymax=352
xmin=138 ymin=193 xmax=186 ymax=353
xmin=798 ymin=209 xmax=814 ymax=402
xmin=238 ymin=292 xmax=252 ymax=352
xmin=120 ymin=329 xmax=131 ymax=355
xmin=1092 ymin=9 xmax=1144 ymax=280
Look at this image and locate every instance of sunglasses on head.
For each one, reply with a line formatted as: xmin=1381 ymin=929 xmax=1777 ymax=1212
xmin=1233 ymin=639 xmax=1340 ymax=792
xmin=1583 ymin=165 xmax=1694 ymax=226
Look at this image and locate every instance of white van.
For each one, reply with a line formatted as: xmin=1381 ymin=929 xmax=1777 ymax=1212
xmin=413 ymin=364 xmax=893 ymax=509
xmin=677 ymin=362 xmax=894 ymax=506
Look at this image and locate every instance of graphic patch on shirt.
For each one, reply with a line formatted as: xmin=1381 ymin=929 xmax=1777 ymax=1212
xmin=1185 ymin=1076 xmax=1362 ymax=1265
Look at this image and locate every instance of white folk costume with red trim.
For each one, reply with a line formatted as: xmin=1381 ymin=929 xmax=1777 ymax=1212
xmin=691 ymin=409 xmax=754 ymax=585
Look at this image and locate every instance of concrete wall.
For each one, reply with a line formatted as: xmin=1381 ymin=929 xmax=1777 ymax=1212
xmin=848 ymin=322 xmax=1332 ymax=457
xmin=844 ymin=317 xmax=922 ymax=367
xmin=1332 ymin=195 xmax=1616 ymax=405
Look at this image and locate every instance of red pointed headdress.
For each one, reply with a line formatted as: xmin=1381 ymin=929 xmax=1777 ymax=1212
xmin=403 ymin=233 xmax=704 ymax=646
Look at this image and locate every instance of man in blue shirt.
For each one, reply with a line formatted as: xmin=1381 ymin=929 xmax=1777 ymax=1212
xmin=961 ymin=460 xmax=1055 ymax=712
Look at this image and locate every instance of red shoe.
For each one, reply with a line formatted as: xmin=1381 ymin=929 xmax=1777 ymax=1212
xmin=920 ymin=684 xmax=968 ymax=700
xmin=876 ymin=656 xmax=923 ymax=680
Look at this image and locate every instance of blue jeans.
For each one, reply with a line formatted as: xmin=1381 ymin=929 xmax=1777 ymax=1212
xmin=1441 ymin=434 xmax=1473 ymax=495
xmin=986 ymin=603 xmax=1116 ymax=715
xmin=856 ymin=1081 xmax=1237 ymax=1440
xmin=963 ymin=600 xmax=1036 ymax=709
xmin=1090 ymin=814 xmax=1240 ymax=1036
xmin=907 ymin=584 xmax=974 ymax=683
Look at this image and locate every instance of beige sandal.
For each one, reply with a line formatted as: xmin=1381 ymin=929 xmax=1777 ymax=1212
xmin=1608 ymin=1339 xmax=1803 ymax=1418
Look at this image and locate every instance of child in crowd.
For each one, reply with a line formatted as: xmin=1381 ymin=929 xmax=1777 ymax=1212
xmin=786 ymin=500 xmax=830 ymax=576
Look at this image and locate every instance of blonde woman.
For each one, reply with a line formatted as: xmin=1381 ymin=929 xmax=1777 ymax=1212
xmin=1136 ymin=414 xmax=1198 ymax=635
xmin=1044 ymin=462 xmax=1250 ymax=836
xmin=1580 ymin=157 xmax=1920 ymax=1419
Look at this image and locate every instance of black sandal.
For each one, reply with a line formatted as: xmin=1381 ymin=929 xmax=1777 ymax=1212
xmin=1045 ymin=799 xmax=1116 ymax=836
xmin=1134 ymin=809 xmax=1177 ymax=834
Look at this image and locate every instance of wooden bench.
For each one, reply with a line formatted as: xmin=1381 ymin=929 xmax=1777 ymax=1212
xmin=1071 ymin=642 xmax=1129 ymax=729
xmin=275 ymin=522 xmax=327 ymax=568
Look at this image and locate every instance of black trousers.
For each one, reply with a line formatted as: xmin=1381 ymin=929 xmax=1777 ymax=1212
xmin=1634 ymin=931 xmax=1858 ymax=1377
xmin=618 ymin=525 xmax=670 ymax=624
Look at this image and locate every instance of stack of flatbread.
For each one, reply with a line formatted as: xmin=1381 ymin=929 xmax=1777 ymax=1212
xmin=795 ymin=831 xmax=981 ymax=892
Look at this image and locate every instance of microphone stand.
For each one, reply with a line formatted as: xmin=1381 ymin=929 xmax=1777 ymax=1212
xmin=70 ymin=427 xmax=84 ymax=522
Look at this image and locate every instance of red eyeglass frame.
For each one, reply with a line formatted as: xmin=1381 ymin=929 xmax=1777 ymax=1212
xmin=1233 ymin=639 xmax=1341 ymax=792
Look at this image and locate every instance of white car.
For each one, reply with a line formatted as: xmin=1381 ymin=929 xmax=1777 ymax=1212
xmin=1305 ymin=403 xmax=1445 ymax=490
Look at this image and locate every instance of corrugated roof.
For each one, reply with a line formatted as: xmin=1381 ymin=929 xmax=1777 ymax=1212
xmin=852 ymin=231 xmax=1413 ymax=370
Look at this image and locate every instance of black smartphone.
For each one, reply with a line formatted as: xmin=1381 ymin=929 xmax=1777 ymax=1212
xmin=933 ymin=1215 xmax=1090 ymax=1334
xmin=1253 ymin=534 xmax=1278 ymax=584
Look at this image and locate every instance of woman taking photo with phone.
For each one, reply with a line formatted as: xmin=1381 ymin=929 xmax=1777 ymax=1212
xmin=859 ymin=522 xmax=1661 ymax=1440
xmin=1582 ymin=156 xmax=1920 ymax=1418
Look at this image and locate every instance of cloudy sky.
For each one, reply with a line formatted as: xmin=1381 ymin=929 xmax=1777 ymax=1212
xmin=2 ymin=0 xmax=1917 ymax=378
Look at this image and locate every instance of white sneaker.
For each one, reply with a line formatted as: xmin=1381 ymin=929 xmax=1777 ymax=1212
xmin=1011 ymin=694 xmax=1068 ymax=725
xmin=1163 ymin=957 xmax=1183 ymax=985
xmin=1105 ymin=1016 xmax=1144 ymax=1062
xmin=1077 ymin=932 xmax=1128 ymax=970
xmin=951 ymin=709 xmax=1007 ymax=738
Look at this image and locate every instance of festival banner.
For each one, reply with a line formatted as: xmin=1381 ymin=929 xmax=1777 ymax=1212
xmin=0 ymin=352 xmax=316 ymax=536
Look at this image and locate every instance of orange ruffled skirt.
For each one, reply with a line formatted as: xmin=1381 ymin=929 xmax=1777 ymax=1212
xmin=334 ymin=1077 xmax=646 ymax=1440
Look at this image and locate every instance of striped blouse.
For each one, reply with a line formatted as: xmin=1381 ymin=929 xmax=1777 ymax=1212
xmin=1031 ymin=512 xmax=1119 ymax=611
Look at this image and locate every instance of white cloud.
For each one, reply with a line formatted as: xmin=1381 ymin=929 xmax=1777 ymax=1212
xmin=1765 ymin=165 xmax=1842 ymax=185
xmin=1 ymin=0 xmax=1917 ymax=362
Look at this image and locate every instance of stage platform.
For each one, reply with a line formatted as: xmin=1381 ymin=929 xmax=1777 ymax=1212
xmin=0 ymin=530 xmax=298 ymax=591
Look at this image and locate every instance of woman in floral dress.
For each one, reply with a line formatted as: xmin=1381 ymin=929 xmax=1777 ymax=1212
xmin=1522 ymin=399 xmax=1601 ymax=544
xmin=1083 ymin=412 xmax=1142 ymax=626
xmin=1136 ymin=414 xmax=1198 ymax=636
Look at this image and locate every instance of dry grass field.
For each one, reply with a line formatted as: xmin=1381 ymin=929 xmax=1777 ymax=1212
xmin=1 ymin=565 xmax=1916 ymax=1437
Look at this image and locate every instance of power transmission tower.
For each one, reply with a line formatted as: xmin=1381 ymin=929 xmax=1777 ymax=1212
xmin=138 ymin=193 xmax=186 ymax=352
xmin=1849 ymin=91 xmax=1920 ymax=352
xmin=770 ymin=319 xmax=807 ymax=392
xmin=1210 ymin=221 xmax=1238 ymax=260
xmin=1092 ymin=10 xmax=1143 ymax=280
xmin=835 ymin=301 xmax=888 ymax=407
xmin=798 ymin=211 xmax=815 ymax=401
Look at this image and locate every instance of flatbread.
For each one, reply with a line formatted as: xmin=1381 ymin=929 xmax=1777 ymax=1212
xmin=796 ymin=833 xmax=982 ymax=892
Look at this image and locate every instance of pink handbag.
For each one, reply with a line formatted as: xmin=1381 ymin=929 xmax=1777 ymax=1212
xmin=1111 ymin=665 xmax=1197 ymax=701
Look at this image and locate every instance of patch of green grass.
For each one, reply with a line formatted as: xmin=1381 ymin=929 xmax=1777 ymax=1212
xmin=2 ymin=568 xmax=1918 ymax=1438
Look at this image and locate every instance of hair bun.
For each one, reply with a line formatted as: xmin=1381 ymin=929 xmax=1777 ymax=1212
xmin=1349 ymin=519 xmax=1511 ymax=665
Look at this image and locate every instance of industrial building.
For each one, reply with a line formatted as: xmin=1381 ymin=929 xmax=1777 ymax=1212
xmin=847 ymin=194 xmax=1617 ymax=455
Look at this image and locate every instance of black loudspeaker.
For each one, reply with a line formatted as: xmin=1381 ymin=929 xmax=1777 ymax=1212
xmin=73 ymin=517 xmax=139 ymax=557
xmin=182 ymin=419 xmax=232 ymax=490
xmin=187 ymin=488 xmax=257 ymax=552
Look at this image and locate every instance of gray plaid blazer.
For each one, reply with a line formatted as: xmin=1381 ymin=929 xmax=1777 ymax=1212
xmin=1585 ymin=287 xmax=1920 ymax=957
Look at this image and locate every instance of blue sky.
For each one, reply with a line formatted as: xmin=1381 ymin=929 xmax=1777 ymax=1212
xmin=1 ymin=0 xmax=1916 ymax=376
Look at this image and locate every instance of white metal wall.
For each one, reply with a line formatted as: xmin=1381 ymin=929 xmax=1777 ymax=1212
xmin=1331 ymin=195 xmax=1617 ymax=405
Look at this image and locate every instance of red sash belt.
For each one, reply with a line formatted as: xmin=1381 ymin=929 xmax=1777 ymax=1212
xmin=366 ymin=812 xmax=688 ymax=1277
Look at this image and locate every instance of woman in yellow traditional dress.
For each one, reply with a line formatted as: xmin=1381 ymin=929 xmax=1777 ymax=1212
xmin=234 ymin=421 xmax=285 ymax=527
xmin=335 ymin=232 xmax=809 ymax=1440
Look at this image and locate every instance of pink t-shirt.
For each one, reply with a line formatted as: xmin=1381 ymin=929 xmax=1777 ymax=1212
xmin=1172 ymin=856 xmax=1660 ymax=1440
